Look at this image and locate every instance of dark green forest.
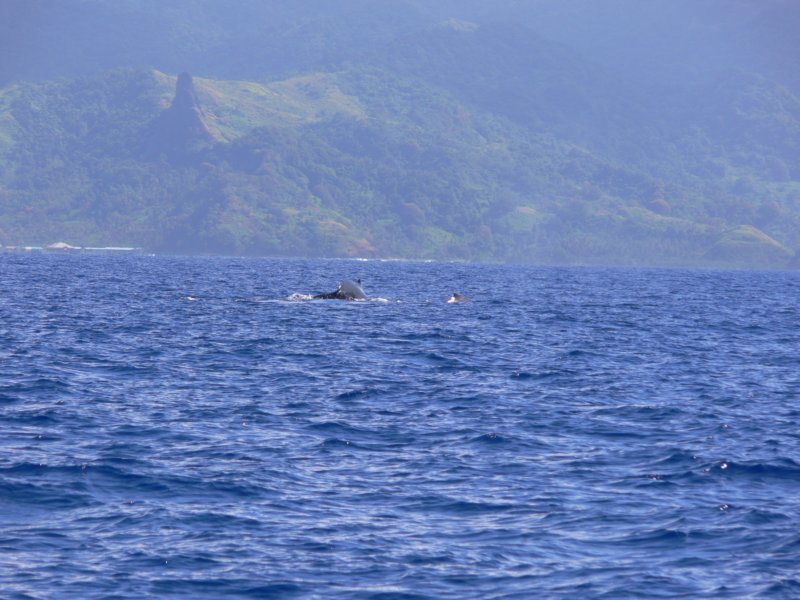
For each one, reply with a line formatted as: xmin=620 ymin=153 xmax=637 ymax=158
xmin=0 ymin=0 xmax=798 ymax=267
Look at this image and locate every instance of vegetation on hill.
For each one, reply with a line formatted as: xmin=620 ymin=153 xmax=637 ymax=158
xmin=0 ymin=0 xmax=798 ymax=267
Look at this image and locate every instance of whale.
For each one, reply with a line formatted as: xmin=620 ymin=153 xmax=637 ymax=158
xmin=447 ymin=292 xmax=468 ymax=303
xmin=313 ymin=279 xmax=367 ymax=301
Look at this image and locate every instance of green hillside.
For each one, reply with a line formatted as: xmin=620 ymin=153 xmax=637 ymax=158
xmin=0 ymin=1 xmax=798 ymax=267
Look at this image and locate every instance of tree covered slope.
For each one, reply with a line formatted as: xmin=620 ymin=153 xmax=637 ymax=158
xmin=0 ymin=0 xmax=798 ymax=267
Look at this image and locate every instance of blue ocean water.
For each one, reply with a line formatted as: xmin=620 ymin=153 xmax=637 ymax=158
xmin=1 ymin=253 xmax=799 ymax=599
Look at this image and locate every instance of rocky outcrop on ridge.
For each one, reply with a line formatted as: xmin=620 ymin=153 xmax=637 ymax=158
xmin=148 ymin=72 xmax=213 ymax=160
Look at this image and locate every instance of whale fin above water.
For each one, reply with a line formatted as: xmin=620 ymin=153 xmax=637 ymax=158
xmin=313 ymin=279 xmax=367 ymax=301
xmin=447 ymin=292 xmax=467 ymax=303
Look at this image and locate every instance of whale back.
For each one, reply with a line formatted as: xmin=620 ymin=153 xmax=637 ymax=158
xmin=447 ymin=292 xmax=467 ymax=303
xmin=338 ymin=280 xmax=367 ymax=300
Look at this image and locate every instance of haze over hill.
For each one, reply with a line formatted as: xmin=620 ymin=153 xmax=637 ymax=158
xmin=0 ymin=0 xmax=798 ymax=266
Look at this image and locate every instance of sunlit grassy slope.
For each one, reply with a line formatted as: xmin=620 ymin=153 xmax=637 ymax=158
xmin=152 ymin=70 xmax=366 ymax=141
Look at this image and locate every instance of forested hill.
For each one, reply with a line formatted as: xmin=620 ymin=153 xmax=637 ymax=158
xmin=0 ymin=0 xmax=798 ymax=267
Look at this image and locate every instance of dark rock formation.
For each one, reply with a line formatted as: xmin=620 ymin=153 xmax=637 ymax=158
xmin=166 ymin=72 xmax=213 ymax=140
xmin=146 ymin=72 xmax=213 ymax=162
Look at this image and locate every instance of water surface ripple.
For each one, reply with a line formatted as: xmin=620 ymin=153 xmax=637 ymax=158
xmin=1 ymin=255 xmax=799 ymax=598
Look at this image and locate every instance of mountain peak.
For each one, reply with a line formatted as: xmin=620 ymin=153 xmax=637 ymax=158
xmin=172 ymin=72 xmax=204 ymax=114
xmin=148 ymin=71 xmax=214 ymax=160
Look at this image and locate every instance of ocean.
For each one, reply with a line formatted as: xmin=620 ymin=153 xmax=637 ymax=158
xmin=1 ymin=253 xmax=799 ymax=598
